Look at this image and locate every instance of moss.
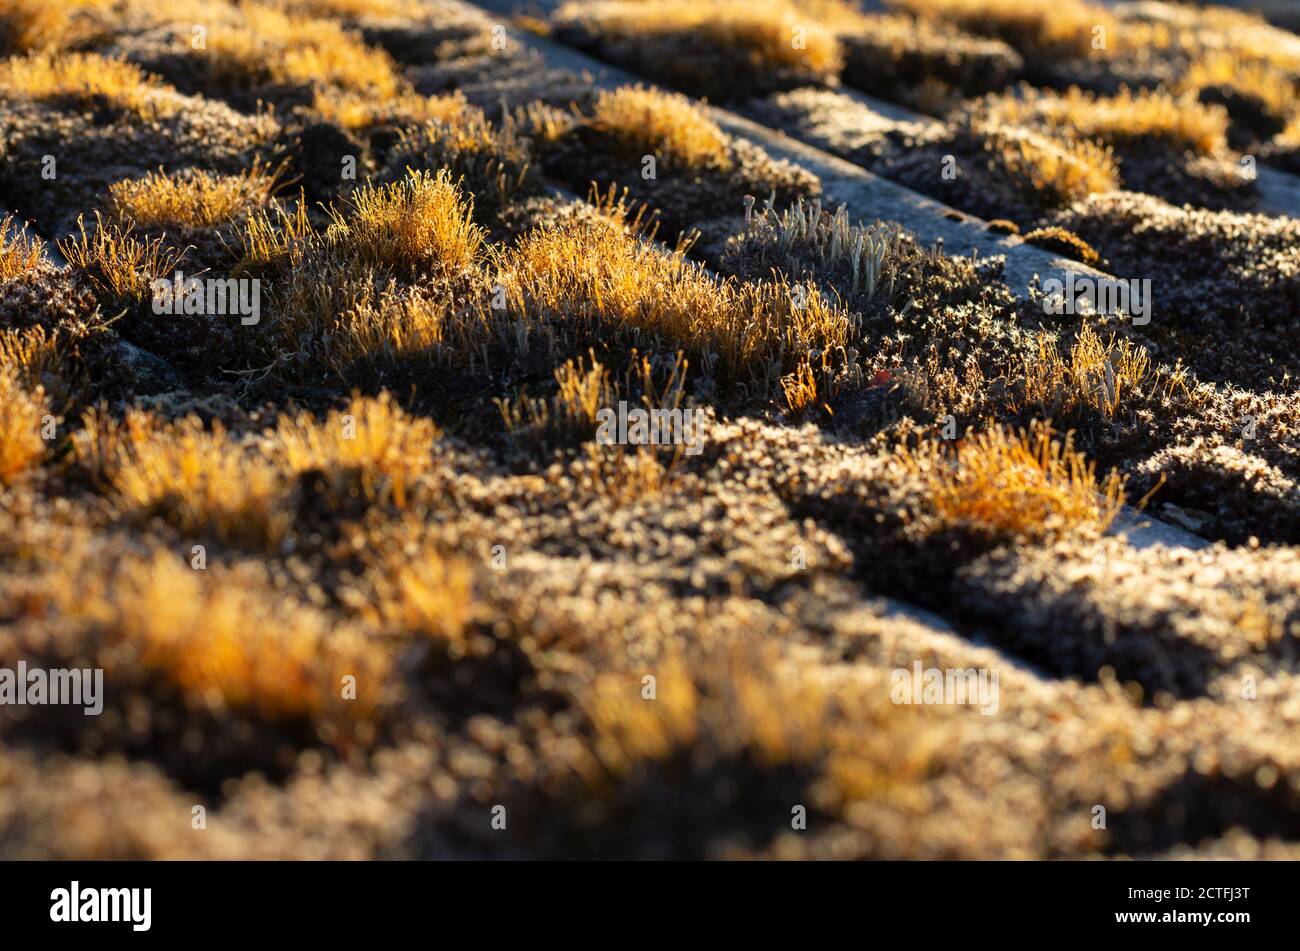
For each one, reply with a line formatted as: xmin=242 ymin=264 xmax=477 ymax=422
xmin=1052 ymin=192 xmax=1300 ymax=389
xmin=551 ymin=0 xmax=843 ymax=101
xmin=1021 ymin=226 xmax=1100 ymax=266
xmin=839 ymin=14 xmax=1022 ymax=107
xmin=4 ymin=0 xmax=1300 ymax=861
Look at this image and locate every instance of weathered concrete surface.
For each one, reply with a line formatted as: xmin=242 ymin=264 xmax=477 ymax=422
xmin=1254 ymin=167 xmax=1300 ymax=220
xmin=1111 ymin=505 xmax=1211 ymax=552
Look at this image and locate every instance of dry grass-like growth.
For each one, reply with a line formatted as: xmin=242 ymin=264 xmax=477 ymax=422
xmin=239 ymin=172 xmax=479 ymax=356
xmin=235 ymin=198 xmax=317 ymax=275
xmin=331 ymin=284 xmax=451 ymax=368
xmin=979 ymin=86 xmax=1230 ymax=156
xmin=588 ymin=85 xmax=732 ymax=171
xmin=0 ymin=0 xmax=111 ymax=55
xmin=1017 ymin=327 xmax=1150 ymax=420
xmin=326 ymin=169 xmax=485 ymax=277
xmin=800 ymin=0 xmax=879 ymax=34
xmin=76 ymin=394 xmax=438 ymax=546
xmin=207 ymin=2 xmax=402 ymax=97
xmin=274 ymin=391 xmax=439 ymax=510
xmin=0 ymin=363 xmax=49 ymax=485
xmin=365 ymin=546 xmax=476 ymax=646
xmin=75 ymin=408 xmax=289 ymax=548
xmin=578 ymin=442 xmax=677 ymax=503
xmin=277 ymin=0 xmax=422 ymax=18
xmin=581 ymin=647 xmax=929 ymax=806
xmin=1280 ymin=114 xmax=1300 ymax=149
xmin=980 ymin=125 xmax=1119 ymax=206
xmin=0 ymin=215 xmax=45 ymax=278
xmin=513 ymin=100 xmax=580 ymax=144
xmin=0 ymin=325 xmax=62 ymax=391
xmin=312 ymin=87 xmax=468 ymax=131
xmin=554 ymin=0 xmax=843 ymax=94
xmin=329 ymin=265 xmax=558 ymax=377
xmin=834 ymin=10 xmax=1024 ymax=109
xmin=58 ymin=214 xmax=187 ymax=304
xmin=897 ymin=420 xmax=1125 ymax=541
xmin=260 ymin=256 xmax=378 ymax=370
xmin=781 ymin=355 xmax=821 ymax=414
xmin=386 ymin=109 xmax=535 ymax=212
xmin=1182 ymin=51 xmax=1300 ymax=128
xmin=240 ymin=189 xmax=846 ymax=387
xmin=106 ymin=164 xmax=277 ymax=231
xmin=1151 ymin=4 xmax=1300 ymax=78
xmin=498 ymin=213 xmax=856 ymax=387
xmin=499 ymin=350 xmax=690 ymax=447
xmin=97 ymin=551 xmax=386 ymax=720
xmin=889 ymin=0 xmax=1117 ymax=59
xmin=585 ymin=651 xmax=702 ymax=770
xmin=0 ymin=51 xmax=177 ymax=116
xmin=498 ymin=354 xmax=616 ymax=440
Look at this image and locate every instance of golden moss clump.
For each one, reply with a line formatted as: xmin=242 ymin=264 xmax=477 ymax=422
xmin=0 ymin=0 xmax=111 ymax=55
xmin=978 ymin=86 xmax=1230 ymax=156
xmin=781 ymin=356 xmax=821 ymax=415
xmin=897 ymin=420 xmax=1125 ymax=541
xmin=1016 ymin=327 xmax=1150 ymax=420
xmin=106 ymin=164 xmax=277 ymax=231
xmin=585 ymin=651 xmax=703 ymax=771
xmin=364 ymin=545 xmax=476 ymax=646
xmin=277 ymin=0 xmax=422 ymax=18
xmin=585 ymin=648 xmax=831 ymax=774
xmin=328 ymin=284 xmax=454 ymax=370
xmin=498 ymin=214 xmax=856 ymax=387
xmin=890 ymin=0 xmax=1117 ymax=60
xmin=385 ymin=108 xmax=535 ymax=212
xmin=0 ymin=51 xmax=178 ymax=117
xmin=553 ymin=0 xmax=843 ymax=96
xmin=1181 ymin=51 xmax=1300 ymax=131
xmin=1020 ymin=226 xmax=1100 ymax=266
xmin=0 ymin=215 xmax=45 ymax=278
xmin=234 ymin=198 xmax=317 ymax=275
xmin=274 ymin=391 xmax=439 ymax=510
xmin=237 ymin=188 xmax=844 ymax=390
xmin=312 ymin=87 xmax=469 ymax=131
xmin=800 ymin=0 xmax=878 ymax=34
xmin=242 ymin=183 xmax=850 ymax=383
xmin=236 ymin=171 xmax=477 ymax=359
xmin=80 ymin=550 xmax=387 ymax=720
xmin=58 ymin=214 xmax=187 ymax=305
xmin=980 ymin=126 xmax=1119 ymax=207
xmin=206 ymin=1 xmax=402 ymax=97
xmin=326 ymin=169 xmax=486 ymax=277
xmin=580 ymin=646 xmax=939 ymax=815
xmin=75 ymin=408 xmax=289 ymax=548
xmin=233 ymin=199 xmax=377 ymax=367
xmin=1280 ymin=114 xmax=1300 ymax=149
xmin=589 ymin=85 xmax=732 ymax=171
xmin=0 ymin=362 xmax=50 ymax=486
xmin=75 ymin=393 xmax=438 ymax=547
xmin=0 ymin=325 xmax=61 ymax=386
